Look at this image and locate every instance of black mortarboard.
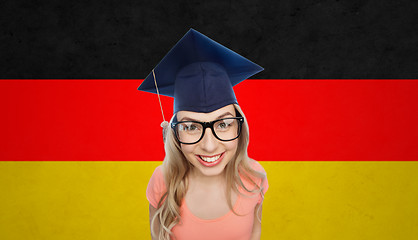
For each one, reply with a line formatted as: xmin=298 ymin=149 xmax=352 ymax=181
xmin=138 ymin=28 xmax=263 ymax=114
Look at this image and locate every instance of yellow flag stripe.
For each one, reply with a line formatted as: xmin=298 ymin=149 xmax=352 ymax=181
xmin=1 ymin=161 xmax=417 ymax=239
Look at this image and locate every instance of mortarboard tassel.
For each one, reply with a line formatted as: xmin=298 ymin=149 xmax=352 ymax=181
xmin=152 ymin=69 xmax=169 ymax=142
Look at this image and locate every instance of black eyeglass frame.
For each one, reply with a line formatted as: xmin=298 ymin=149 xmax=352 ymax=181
xmin=171 ymin=116 xmax=244 ymax=145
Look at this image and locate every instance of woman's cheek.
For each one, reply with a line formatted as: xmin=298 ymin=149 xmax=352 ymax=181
xmin=224 ymin=140 xmax=239 ymax=157
xmin=180 ymin=144 xmax=196 ymax=162
xmin=228 ymin=139 xmax=239 ymax=150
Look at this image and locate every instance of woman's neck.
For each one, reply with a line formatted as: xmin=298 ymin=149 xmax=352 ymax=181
xmin=188 ymin=168 xmax=226 ymax=186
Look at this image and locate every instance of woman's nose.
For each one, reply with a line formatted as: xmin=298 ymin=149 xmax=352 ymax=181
xmin=199 ymin=128 xmax=218 ymax=152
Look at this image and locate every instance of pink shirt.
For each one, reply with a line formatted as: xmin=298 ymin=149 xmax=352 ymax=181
xmin=146 ymin=160 xmax=268 ymax=240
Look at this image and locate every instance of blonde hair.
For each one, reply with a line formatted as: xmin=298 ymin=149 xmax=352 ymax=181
xmin=151 ymin=104 xmax=266 ymax=240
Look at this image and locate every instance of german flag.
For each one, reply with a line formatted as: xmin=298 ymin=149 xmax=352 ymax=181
xmin=1 ymin=1 xmax=418 ymax=239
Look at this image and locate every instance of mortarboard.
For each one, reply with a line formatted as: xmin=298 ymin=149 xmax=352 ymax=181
xmin=138 ymin=28 xmax=263 ymax=114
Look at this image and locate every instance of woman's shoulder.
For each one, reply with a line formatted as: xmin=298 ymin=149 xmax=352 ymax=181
xmin=238 ymin=158 xmax=269 ymax=204
xmin=152 ymin=164 xmax=164 ymax=175
xmin=149 ymin=165 xmax=165 ymax=185
xmin=239 ymin=158 xmax=268 ymax=186
xmin=244 ymin=158 xmax=269 ymax=202
xmin=146 ymin=165 xmax=167 ymax=208
xmin=247 ymin=158 xmax=266 ymax=174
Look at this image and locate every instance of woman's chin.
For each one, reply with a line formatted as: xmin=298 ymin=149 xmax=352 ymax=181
xmin=192 ymin=155 xmax=230 ymax=177
xmin=194 ymin=165 xmax=226 ymax=177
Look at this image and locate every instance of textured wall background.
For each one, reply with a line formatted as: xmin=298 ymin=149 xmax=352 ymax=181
xmin=1 ymin=0 xmax=418 ymax=239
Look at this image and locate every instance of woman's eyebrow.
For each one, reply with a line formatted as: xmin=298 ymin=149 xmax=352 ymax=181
xmin=216 ymin=112 xmax=234 ymax=119
xmin=179 ymin=117 xmax=198 ymax=121
xmin=179 ymin=112 xmax=234 ymax=122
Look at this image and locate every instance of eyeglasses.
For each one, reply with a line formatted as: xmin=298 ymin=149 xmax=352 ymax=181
xmin=171 ymin=117 xmax=244 ymax=144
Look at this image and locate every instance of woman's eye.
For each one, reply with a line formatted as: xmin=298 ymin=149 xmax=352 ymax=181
xmin=216 ymin=119 xmax=233 ymax=130
xmin=180 ymin=123 xmax=200 ymax=132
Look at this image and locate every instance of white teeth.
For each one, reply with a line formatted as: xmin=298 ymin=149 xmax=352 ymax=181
xmin=200 ymin=154 xmax=221 ymax=163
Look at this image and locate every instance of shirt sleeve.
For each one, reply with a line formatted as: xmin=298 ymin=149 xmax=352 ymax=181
xmin=249 ymin=160 xmax=269 ymax=204
xmin=146 ymin=165 xmax=167 ymax=209
xmin=258 ymin=171 xmax=268 ymax=204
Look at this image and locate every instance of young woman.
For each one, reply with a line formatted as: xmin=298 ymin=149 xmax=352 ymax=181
xmin=139 ymin=29 xmax=268 ymax=240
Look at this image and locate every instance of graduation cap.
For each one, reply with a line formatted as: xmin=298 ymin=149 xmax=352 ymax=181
xmin=138 ymin=28 xmax=263 ymax=115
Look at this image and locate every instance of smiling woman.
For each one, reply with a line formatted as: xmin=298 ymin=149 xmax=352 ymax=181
xmin=176 ymin=105 xmax=242 ymax=176
xmin=138 ymin=29 xmax=268 ymax=240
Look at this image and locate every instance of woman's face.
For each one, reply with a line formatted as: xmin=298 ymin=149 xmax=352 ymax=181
xmin=176 ymin=104 xmax=239 ymax=177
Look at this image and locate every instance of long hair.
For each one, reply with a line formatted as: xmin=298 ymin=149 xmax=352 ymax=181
xmin=150 ymin=104 xmax=266 ymax=240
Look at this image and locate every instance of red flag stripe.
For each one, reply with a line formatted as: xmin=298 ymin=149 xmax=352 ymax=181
xmin=1 ymin=79 xmax=417 ymax=161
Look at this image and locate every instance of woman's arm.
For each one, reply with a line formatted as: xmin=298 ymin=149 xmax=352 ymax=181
xmin=250 ymin=203 xmax=263 ymax=240
xmin=149 ymin=204 xmax=159 ymax=240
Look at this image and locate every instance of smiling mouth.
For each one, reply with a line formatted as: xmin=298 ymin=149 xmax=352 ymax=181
xmin=198 ymin=153 xmax=223 ymax=163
